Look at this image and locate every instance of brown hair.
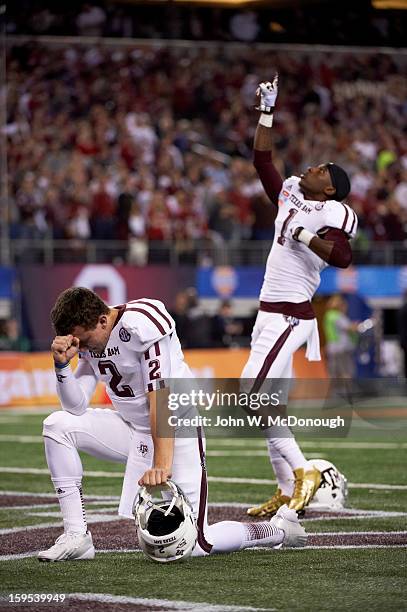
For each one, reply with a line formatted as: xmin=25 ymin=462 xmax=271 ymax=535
xmin=51 ymin=287 xmax=110 ymax=335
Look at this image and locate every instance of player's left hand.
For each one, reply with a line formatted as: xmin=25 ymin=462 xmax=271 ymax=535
xmin=290 ymin=224 xmax=304 ymax=241
xmin=255 ymin=74 xmax=279 ymax=113
xmin=139 ymin=467 xmax=172 ymax=486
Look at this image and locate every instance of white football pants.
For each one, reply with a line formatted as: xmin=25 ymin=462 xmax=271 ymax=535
xmin=43 ymin=408 xmax=284 ymax=556
xmin=241 ymin=311 xmax=316 ymax=495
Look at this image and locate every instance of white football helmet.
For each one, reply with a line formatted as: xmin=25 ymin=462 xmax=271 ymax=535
xmin=308 ymin=459 xmax=348 ymax=510
xmin=134 ymin=480 xmax=197 ymax=563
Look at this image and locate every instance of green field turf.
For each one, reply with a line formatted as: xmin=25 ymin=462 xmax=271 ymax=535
xmin=0 ymin=410 xmax=406 ymax=611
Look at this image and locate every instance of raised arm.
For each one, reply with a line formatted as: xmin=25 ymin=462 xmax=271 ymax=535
xmin=253 ymin=77 xmax=283 ymax=207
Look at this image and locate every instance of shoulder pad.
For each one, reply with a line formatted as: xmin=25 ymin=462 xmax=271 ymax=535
xmin=120 ymin=299 xmax=175 ymax=351
xmin=320 ymin=201 xmax=358 ymax=239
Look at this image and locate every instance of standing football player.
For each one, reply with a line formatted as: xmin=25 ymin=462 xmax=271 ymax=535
xmin=243 ymin=76 xmax=357 ymax=518
xmin=38 ymin=287 xmax=307 ymax=561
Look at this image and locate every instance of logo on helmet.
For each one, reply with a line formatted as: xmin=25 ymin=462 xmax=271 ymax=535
xmin=134 ymin=480 xmax=198 ymax=563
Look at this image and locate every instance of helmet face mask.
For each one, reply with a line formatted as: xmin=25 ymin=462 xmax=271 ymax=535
xmin=134 ymin=480 xmax=198 ymax=563
xmin=307 ymin=459 xmax=348 ymax=510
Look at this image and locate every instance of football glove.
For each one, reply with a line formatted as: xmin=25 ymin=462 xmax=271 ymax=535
xmin=255 ymin=74 xmax=279 ymax=114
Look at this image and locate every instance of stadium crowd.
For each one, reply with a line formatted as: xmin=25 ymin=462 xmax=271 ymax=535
xmin=5 ymin=43 xmax=407 ymax=262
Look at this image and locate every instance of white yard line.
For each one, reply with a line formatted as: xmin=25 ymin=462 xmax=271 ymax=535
xmin=207 ymin=450 xmax=325 ymax=458
xmin=0 ymin=490 xmax=120 ymax=500
xmin=0 ymin=466 xmax=124 ymax=477
xmin=1 ymin=434 xmax=407 ymax=450
xmin=253 ymin=548 xmax=407 ymax=560
xmin=310 ymin=530 xmax=407 ymax=536
xmin=207 ymin=439 xmax=407 ymax=450
xmin=0 ymin=501 xmax=117 ymax=512
xmin=1 ymin=466 xmax=407 ymax=490
xmin=71 ymin=593 xmax=274 ymax=611
xmin=27 ymin=509 xmax=117 ymax=518
xmin=0 ymin=514 xmax=123 ymax=535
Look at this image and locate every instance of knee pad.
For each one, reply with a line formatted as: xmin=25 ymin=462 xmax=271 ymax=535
xmin=43 ymin=411 xmax=77 ymax=447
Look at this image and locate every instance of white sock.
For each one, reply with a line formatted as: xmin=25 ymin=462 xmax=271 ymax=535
xmin=242 ymin=522 xmax=285 ymax=549
xmin=266 ymin=424 xmax=308 ymax=471
xmin=266 ymin=439 xmax=295 ymax=497
xmin=52 ymin=477 xmax=87 ymax=535
xmin=44 ymin=436 xmax=86 ymax=534
xmin=207 ymin=520 xmax=284 ymax=553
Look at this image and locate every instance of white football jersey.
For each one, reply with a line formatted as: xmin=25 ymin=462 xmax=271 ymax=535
xmin=78 ymin=298 xmax=193 ymax=430
xmin=260 ymin=176 xmax=358 ymax=303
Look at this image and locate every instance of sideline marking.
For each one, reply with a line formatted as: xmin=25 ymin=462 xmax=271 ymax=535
xmin=1 ymin=467 xmax=407 ymax=490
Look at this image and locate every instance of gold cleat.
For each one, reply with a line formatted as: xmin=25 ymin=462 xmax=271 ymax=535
xmin=247 ymin=488 xmax=291 ymax=518
xmin=288 ymin=467 xmax=321 ymax=512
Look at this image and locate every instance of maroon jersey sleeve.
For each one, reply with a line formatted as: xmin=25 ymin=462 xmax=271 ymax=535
xmin=323 ymin=228 xmax=352 ymax=269
xmin=253 ymin=150 xmax=283 ymax=207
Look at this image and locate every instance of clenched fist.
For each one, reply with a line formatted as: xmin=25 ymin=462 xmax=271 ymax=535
xmin=138 ymin=467 xmax=172 ymax=487
xmin=51 ymin=335 xmax=80 ymax=365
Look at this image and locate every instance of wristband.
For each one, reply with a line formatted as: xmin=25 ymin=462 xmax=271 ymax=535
xmin=297 ymin=228 xmax=315 ymax=247
xmin=54 ymin=362 xmax=74 ymax=385
xmin=54 ymin=361 xmax=70 ymax=370
xmin=259 ymin=113 xmax=273 ymax=128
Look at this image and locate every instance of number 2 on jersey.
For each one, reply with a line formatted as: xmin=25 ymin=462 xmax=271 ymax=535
xmin=98 ymin=360 xmax=135 ymax=398
xmin=277 ymin=208 xmax=298 ymax=246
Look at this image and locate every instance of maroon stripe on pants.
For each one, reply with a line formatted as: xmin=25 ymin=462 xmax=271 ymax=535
xmin=196 ymin=426 xmax=213 ymax=554
xmin=250 ymin=325 xmax=293 ymax=394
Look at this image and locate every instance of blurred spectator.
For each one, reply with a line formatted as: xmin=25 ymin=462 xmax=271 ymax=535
xmin=7 ymin=1 xmax=407 ymax=47
xmin=398 ymin=290 xmax=407 ymax=380
xmin=229 ymin=11 xmax=260 ymax=42
xmin=212 ymin=300 xmax=244 ymax=347
xmin=169 ymin=291 xmax=190 ymax=349
xmin=183 ymin=288 xmax=213 ymax=348
xmin=323 ymin=296 xmax=359 ymax=379
xmin=0 ymin=319 xmax=31 ymax=352
xmin=76 ymin=4 xmax=106 ymax=36
xmin=128 ymin=201 xmax=148 ymax=265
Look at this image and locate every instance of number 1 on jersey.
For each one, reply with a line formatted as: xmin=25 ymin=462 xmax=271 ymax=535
xmin=278 ymin=208 xmax=298 ymax=246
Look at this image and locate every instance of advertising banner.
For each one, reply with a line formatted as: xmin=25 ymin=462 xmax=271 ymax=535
xmin=0 ymin=353 xmax=107 ymax=407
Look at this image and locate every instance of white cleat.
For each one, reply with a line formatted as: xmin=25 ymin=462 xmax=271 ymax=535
xmin=38 ymin=531 xmax=95 ymax=562
xmin=270 ymin=504 xmax=308 ymax=548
